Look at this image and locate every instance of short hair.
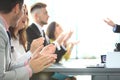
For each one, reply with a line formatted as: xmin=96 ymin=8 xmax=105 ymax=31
xmin=46 ymin=21 xmax=56 ymax=40
xmin=0 ymin=0 xmax=24 ymax=13
xmin=30 ymin=2 xmax=47 ymax=13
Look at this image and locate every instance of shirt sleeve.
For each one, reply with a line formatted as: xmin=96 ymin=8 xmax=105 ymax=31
xmin=113 ymin=24 xmax=117 ymax=32
xmin=13 ymin=51 xmax=32 ymax=66
xmin=53 ymin=41 xmax=61 ymax=50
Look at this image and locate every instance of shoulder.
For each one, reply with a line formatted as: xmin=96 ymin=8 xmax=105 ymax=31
xmin=0 ymin=24 xmax=8 ymax=46
xmin=0 ymin=23 xmax=8 ymax=39
xmin=27 ymin=23 xmax=37 ymax=31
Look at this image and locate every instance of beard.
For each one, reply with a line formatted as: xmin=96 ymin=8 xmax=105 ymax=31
xmin=41 ymin=21 xmax=47 ymax=25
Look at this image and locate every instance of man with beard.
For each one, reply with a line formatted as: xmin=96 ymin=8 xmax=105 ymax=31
xmin=0 ymin=0 xmax=57 ymax=80
xmin=26 ymin=2 xmax=67 ymax=80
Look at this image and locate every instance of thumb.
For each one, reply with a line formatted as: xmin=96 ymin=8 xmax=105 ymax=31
xmin=31 ymin=46 xmax=42 ymax=59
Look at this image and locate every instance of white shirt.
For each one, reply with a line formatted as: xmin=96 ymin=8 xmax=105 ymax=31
xmin=34 ymin=22 xmax=62 ymax=50
xmin=34 ymin=22 xmax=44 ymax=37
xmin=11 ymin=36 xmax=31 ymax=65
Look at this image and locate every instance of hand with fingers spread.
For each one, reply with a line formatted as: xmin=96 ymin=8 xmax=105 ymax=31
xmin=30 ymin=37 xmax=44 ymax=53
xmin=29 ymin=54 xmax=55 ymax=73
xmin=40 ymin=44 xmax=57 ymax=59
xmin=62 ymin=30 xmax=73 ymax=46
xmin=29 ymin=44 xmax=57 ymax=73
xmin=104 ymin=18 xmax=116 ymax=27
xmin=55 ymin=32 xmax=66 ymax=45
xmin=72 ymin=40 xmax=80 ymax=46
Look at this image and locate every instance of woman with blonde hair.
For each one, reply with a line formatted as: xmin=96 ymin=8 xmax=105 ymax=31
xmin=9 ymin=4 xmax=44 ymax=64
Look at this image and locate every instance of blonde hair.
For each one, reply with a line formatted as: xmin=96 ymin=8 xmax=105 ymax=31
xmin=9 ymin=4 xmax=29 ymax=51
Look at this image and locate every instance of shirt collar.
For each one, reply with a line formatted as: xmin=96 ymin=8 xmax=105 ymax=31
xmin=34 ymin=22 xmax=44 ymax=31
xmin=34 ymin=22 xmax=44 ymax=36
xmin=0 ymin=16 xmax=9 ymax=31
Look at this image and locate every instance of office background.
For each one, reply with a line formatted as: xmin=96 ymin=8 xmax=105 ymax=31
xmin=25 ymin=0 xmax=120 ymax=59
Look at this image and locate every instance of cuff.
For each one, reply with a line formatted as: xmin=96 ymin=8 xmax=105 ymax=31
xmin=24 ymin=60 xmax=28 ymax=66
xmin=61 ymin=43 xmax=67 ymax=51
xmin=26 ymin=65 xmax=33 ymax=78
xmin=113 ymin=24 xmax=117 ymax=32
xmin=53 ymin=41 xmax=61 ymax=50
xmin=26 ymin=51 xmax=33 ymax=60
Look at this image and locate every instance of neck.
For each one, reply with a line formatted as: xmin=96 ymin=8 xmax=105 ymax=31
xmin=38 ymin=22 xmax=43 ymax=27
xmin=35 ymin=19 xmax=44 ymax=27
xmin=0 ymin=13 xmax=11 ymax=27
xmin=14 ymin=28 xmax=19 ymax=37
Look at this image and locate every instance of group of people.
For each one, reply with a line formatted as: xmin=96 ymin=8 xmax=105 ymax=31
xmin=0 ymin=0 xmax=79 ymax=80
xmin=1 ymin=0 xmax=120 ymax=80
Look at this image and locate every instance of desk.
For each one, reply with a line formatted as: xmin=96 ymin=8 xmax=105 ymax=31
xmin=43 ymin=59 xmax=120 ymax=80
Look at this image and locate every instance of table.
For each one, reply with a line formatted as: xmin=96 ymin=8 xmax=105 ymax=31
xmin=43 ymin=59 xmax=120 ymax=80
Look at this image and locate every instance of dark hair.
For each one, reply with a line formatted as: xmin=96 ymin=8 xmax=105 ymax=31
xmin=0 ymin=0 xmax=24 ymax=13
xmin=46 ymin=21 xmax=56 ymax=40
xmin=30 ymin=2 xmax=47 ymax=13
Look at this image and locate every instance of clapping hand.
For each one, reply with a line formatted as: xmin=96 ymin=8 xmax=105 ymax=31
xmin=29 ymin=44 xmax=57 ymax=73
xmin=30 ymin=37 xmax=44 ymax=53
xmin=40 ymin=44 xmax=57 ymax=59
xmin=55 ymin=32 xmax=66 ymax=45
xmin=62 ymin=30 xmax=73 ymax=46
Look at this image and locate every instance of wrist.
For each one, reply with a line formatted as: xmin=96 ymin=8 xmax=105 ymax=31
xmin=26 ymin=64 xmax=33 ymax=78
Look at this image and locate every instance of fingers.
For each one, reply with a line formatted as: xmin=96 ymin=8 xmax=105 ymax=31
xmin=29 ymin=56 xmax=54 ymax=73
xmin=40 ymin=44 xmax=56 ymax=55
xmin=56 ymin=32 xmax=66 ymax=45
xmin=73 ymin=40 xmax=80 ymax=45
xmin=43 ymin=62 xmax=54 ymax=69
xmin=32 ymin=43 xmax=56 ymax=59
xmin=35 ymin=55 xmax=56 ymax=68
xmin=104 ymin=18 xmax=115 ymax=27
xmin=30 ymin=37 xmax=44 ymax=53
xmin=104 ymin=18 xmax=109 ymax=23
xmin=29 ymin=42 xmax=57 ymax=73
xmin=104 ymin=19 xmax=107 ymax=23
xmin=33 ymin=37 xmax=45 ymax=45
xmin=37 ymin=37 xmax=45 ymax=45
xmin=31 ymin=45 xmax=44 ymax=59
xmin=45 ymin=53 xmax=57 ymax=59
xmin=63 ymin=32 xmax=72 ymax=41
xmin=104 ymin=18 xmax=113 ymax=24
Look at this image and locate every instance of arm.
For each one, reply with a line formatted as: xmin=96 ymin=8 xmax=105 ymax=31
xmin=0 ymin=33 xmax=29 ymax=80
xmin=113 ymin=24 xmax=120 ymax=33
xmin=12 ymin=37 xmax=44 ymax=67
xmin=26 ymin=27 xmax=40 ymax=51
xmin=104 ymin=18 xmax=120 ymax=33
xmin=49 ymin=41 xmax=66 ymax=63
xmin=55 ymin=46 xmax=66 ymax=63
xmin=63 ymin=41 xmax=80 ymax=60
xmin=55 ymin=31 xmax=73 ymax=62
xmin=63 ymin=43 xmax=74 ymax=61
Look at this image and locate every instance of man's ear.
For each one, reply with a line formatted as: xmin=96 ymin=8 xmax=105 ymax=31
xmin=13 ymin=3 xmax=20 ymax=14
